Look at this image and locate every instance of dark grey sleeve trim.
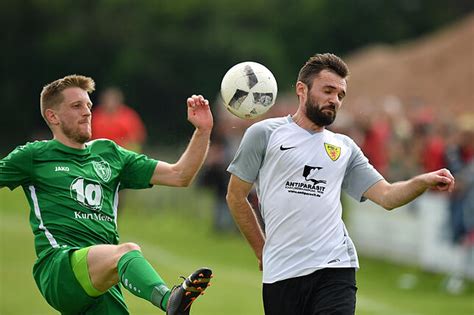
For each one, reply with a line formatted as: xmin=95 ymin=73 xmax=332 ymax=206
xmin=342 ymin=137 xmax=384 ymax=202
xmin=227 ymin=118 xmax=287 ymax=183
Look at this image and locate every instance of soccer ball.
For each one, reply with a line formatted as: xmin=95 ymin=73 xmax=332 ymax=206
xmin=220 ymin=61 xmax=278 ymax=119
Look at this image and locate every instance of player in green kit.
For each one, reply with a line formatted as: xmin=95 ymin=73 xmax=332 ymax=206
xmin=0 ymin=75 xmax=213 ymax=315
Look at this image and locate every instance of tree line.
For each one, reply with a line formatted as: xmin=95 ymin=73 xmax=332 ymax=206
xmin=0 ymin=0 xmax=472 ymax=151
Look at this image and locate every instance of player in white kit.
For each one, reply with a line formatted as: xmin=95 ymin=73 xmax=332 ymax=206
xmin=226 ymin=53 xmax=455 ymax=315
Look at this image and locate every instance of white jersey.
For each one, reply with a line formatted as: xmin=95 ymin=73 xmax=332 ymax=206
xmin=227 ymin=116 xmax=383 ymax=283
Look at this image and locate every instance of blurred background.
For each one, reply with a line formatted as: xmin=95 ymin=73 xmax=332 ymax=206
xmin=1 ymin=0 xmax=473 ymax=314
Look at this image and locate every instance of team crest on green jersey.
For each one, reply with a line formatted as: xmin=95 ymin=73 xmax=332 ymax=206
xmin=92 ymin=160 xmax=111 ymax=182
xmin=324 ymin=143 xmax=341 ymax=161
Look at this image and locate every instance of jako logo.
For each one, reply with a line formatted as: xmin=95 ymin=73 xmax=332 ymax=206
xmin=55 ymin=166 xmax=70 ymax=172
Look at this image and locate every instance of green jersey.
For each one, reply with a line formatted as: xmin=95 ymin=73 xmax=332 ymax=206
xmin=0 ymin=139 xmax=157 ymax=259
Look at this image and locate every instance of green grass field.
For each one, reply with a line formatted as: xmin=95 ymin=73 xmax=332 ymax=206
xmin=1 ymin=187 xmax=473 ymax=315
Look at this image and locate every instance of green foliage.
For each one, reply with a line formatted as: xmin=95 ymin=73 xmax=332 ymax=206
xmin=1 ymin=187 xmax=473 ymax=314
xmin=0 ymin=0 xmax=472 ymax=153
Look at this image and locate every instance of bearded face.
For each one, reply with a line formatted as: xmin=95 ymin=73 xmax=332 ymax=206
xmin=52 ymin=87 xmax=93 ymax=145
xmin=59 ymin=118 xmax=91 ymax=144
xmin=305 ymin=92 xmax=337 ymax=127
xmin=300 ymin=70 xmax=346 ymax=127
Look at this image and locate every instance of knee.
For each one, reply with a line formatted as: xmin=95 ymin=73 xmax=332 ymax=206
xmin=118 ymin=242 xmax=141 ymax=255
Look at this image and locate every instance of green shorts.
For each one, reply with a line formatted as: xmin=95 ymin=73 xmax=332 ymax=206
xmin=33 ymin=246 xmax=129 ymax=315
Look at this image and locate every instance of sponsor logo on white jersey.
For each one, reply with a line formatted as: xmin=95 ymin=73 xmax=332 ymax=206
xmin=285 ymin=165 xmax=327 ymax=197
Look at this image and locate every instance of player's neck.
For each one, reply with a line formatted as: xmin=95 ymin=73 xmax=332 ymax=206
xmin=292 ymin=110 xmax=325 ymax=133
xmin=53 ymin=134 xmax=87 ymax=150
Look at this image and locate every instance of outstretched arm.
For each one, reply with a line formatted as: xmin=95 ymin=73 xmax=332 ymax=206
xmin=150 ymin=95 xmax=213 ymax=187
xmin=364 ymin=168 xmax=455 ymax=210
xmin=226 ymin=174 xmax=265 ymax=270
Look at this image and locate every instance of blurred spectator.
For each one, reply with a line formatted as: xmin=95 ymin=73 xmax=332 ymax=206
xmin=444 ymin=115 xmax=474 ymax=244
xmin=422 ymin=126 xmax=446 ymax=172
xmin=199 ymin=132 xmax=236 ymax=233
xmin=91 ymin=87 xmax=146 ymax=152
xmin=443 ymin=114 xmax=474 ymax=293
xmin=413 ymin=118 xmax=447 ymax=173
xmin=198 ymin=104 xmax=246 ymax=233
xmin=386 ymin=137 xmax=420 ymax=182
xmin=382 ymin=96 xmax=420 ymax=181
xmin=357 ymin=107 xmax=391 ymax=176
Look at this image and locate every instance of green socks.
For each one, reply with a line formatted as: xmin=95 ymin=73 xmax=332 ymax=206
xmin=117 ymin=250 xmax=171 ymax=311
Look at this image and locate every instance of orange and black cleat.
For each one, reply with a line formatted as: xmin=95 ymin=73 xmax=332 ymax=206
xmin=166 ymin=267 xmax=212 ymax=315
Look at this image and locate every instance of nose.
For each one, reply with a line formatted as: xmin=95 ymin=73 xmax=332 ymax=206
xmin=329 ymin=94 xmax=341 ymax=108
xmin=83 ymin=104 xmax=92 ymax=116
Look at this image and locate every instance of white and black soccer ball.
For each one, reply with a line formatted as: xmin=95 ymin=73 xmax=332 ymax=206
xmin=220 ymin=61 xmax=278 ymax=119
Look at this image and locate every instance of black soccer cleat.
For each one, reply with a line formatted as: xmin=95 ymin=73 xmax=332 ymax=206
xmin=166 ymin=267 xmax=212 ymax=315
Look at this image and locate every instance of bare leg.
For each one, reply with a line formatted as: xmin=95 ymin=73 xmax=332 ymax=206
xmin=87 ymin=242 xmax=141 ymax=292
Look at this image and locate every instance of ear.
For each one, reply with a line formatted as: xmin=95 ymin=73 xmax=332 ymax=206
xmin=296 ymin=81 xmax=307 ymax=103
xmin=45 ymin=108 xmax=60 ymax=126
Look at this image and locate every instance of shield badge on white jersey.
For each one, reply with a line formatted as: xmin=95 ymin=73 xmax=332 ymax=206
xmin=324 ymin=143 xmax=341 ymax=161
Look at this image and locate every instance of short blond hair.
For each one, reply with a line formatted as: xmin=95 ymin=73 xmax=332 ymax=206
xmin=40 ymin=74 xmax=95 ymax=122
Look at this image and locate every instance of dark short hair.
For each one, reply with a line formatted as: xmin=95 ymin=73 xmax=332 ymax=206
xmin=297 ymin=53 xmax=349 ymax=88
